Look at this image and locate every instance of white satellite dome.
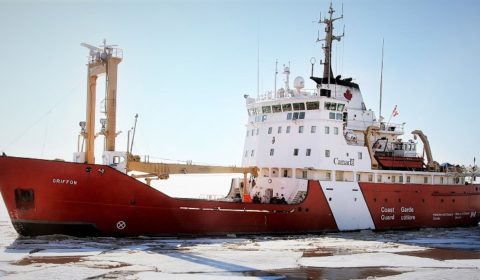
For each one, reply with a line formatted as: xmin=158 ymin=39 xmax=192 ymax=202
xmin=293 ymin=76 xmax=305 ymax=90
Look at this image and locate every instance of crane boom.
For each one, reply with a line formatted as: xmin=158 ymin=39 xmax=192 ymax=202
xmin=127 ymin=160 xmax=257 ymax=179
xmin=126 ymin=155 xmax=257 ymax=202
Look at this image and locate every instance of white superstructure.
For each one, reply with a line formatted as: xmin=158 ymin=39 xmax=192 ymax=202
xmin=236 ymin=3 xmax=475 ymax=230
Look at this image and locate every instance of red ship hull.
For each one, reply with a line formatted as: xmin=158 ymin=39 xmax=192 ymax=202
xmin=0 ymin=156 xmax=479 ymax=236
xmin=0 ymin=156 xmax=338 ymax=236
xmin=360 ymin=183 xmax=480 ymax=230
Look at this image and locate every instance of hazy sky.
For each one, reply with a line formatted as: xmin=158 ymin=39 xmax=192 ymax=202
xmin=1 ymin=0 xmax=479 ymax=168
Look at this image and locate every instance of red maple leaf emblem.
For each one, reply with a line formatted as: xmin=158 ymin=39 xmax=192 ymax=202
xmin=344 ymin=89 xmax=352 ymax=101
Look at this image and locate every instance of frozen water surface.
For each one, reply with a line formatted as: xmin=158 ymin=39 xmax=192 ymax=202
xmin=0 ymin=219 xmax=479 ymax=279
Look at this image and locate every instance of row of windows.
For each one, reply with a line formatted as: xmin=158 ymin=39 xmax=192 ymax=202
xmin=254 ymin=111 xmax=345 ymax=123
xmin=245 ymin=148 xmax=363 ymax=160
xmin=247 ymin=125 xmax=340 ymax=137
xmin=259 ymin=167 xmax=468 ymax=185
xmin=248 ymin=101 xmax=346 ymax=117
xmin=248 ymin=101 xmax=320 ymax=116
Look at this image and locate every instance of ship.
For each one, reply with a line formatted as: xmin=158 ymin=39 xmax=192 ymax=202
xmin=0 ymin=4 xmax=479 ymax=237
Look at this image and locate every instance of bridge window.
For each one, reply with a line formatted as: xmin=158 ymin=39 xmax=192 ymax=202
xmin=336 ymin=113 xmax=343 ymax=120
xmin=324 ymin=102 xmax=337 ymax=110
xmin=262 ymin=106 xmax=272 ymax=113
xmin=329 ymin=112 xmax=336 ymax=119
xmin=306 ymin=101 xmax=320 ymax=110
xmin=337 ymin=104 xmax=345 ymax=111
xmin=293 ymin=102 xmax=305 ymax=111
xmin=282 ymin=103 xmax=292 ymax=111
xmin=272 ymin=104 xmax=282 ymax=113
xmin=293 ymin=148 xmax=299 ymax=156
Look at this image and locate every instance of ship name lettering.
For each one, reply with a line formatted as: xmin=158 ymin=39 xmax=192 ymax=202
xmin=381 ymin=207 xmax=394 ymax=213
xmin=381 ymin=214 xmax=395 ymax=221
xmin=52 ymin=178 xmax=78 ymax=185
xmin=401 ymin=207 xmax=414 ymax=213
xmin=333 ymin=158 xmax=355 ymax=166
xmin=401 ymin=215 xmax=415 ymax=221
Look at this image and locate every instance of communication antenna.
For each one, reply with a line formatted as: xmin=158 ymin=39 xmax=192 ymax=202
xmin=257 ymin=33 xmax=260 ymax=99
xmin=274 ymin=59 xmax=278 ymax=98
xmin=379 ymin=38 xmax=385 ymax=120
xmin=130 ymin=114 xmax=139 ymax=154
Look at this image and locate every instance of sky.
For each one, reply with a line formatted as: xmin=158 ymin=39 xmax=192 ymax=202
xmin=0 ymin=0 xmax=479 ymax=171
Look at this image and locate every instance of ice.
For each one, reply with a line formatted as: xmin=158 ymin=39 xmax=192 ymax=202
xmin=300 ymin=252 xmax=477 ymax=268
xmin=0 ymin=218 xmax=479 ymax=279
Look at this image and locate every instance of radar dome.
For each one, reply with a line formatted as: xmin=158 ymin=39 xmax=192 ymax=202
xmin=294 ymin=76 xmax=305 ymax=90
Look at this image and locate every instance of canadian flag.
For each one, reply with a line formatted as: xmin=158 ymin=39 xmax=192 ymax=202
xmin=392 ymin=105 xmax=399 ymax=117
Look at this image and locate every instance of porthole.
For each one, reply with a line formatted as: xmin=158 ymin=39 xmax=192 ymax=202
xmin=374 ymin=198 xmax=377 ymax=202
xmin=305 ymin=208 xmax=309 ymax=212
xmin=384 ymin=198 xmax=388 ymax=203
xmin=441 ymin=199 xmax=444 ymax=203
xmin=398 ymin=198 xmax=401 ymax=203
xmin=329 ymin=197 xmax=332 ymax=201
xmin=452 ymin=199 xmax=455 ymax=203
xmin=298 ymin=207 xmax=302 ymax=212
xmin=422 ymin=199 xmax=425 ymax=203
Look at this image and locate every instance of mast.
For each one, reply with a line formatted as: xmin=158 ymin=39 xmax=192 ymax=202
xmin=80 ymin=41 xmax=122 ymax=164
xmin=317 ymin=2 xmax=344 ymax=84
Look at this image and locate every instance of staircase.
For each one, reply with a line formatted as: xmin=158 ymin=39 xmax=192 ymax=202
xmin=290 ymin=190 xmax=307 ymax=204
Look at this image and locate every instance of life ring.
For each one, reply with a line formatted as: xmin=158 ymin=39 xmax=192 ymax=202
xmin=268 ymin=179 xmax=272 ymax=183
